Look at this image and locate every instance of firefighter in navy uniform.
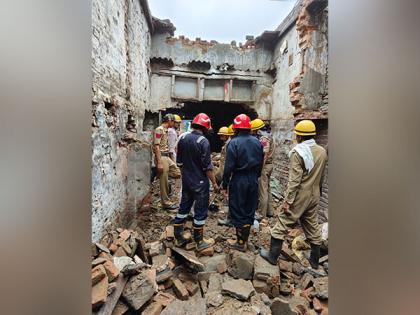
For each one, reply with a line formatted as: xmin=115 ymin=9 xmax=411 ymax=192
xmin=221 ymin=114 xmax=264 ymax=252
xmin=172 ymin=113 xmax=219 ymax=252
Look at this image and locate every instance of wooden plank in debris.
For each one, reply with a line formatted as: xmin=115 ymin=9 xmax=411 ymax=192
xmin=94 ymin=274 xmax=128 ymax=315
xmin=171 ymin=247 xmax=205 ymax=272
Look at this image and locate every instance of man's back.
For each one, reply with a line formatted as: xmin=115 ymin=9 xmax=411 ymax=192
xmin=177 ymin=130 xmax=212 ymax=187
xmin=225 ymin=133 xmax=263 ymax=174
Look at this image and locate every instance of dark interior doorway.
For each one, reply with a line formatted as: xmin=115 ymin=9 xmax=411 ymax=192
xmin=165 ymin=101 xmax=257 ymax=152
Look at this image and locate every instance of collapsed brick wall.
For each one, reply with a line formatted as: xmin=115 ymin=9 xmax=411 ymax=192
xmin=91 ymin=0 xmax=152 ymax=242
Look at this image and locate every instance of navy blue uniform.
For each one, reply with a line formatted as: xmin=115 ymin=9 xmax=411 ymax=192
xmin=174 ymin=130 xmax=213 ymax=226
xmin=222 ymin=133 xmax=264 ymax=227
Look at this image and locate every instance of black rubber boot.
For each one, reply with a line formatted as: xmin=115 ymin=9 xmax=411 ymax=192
xmin=173 ymin=223 xmax=190 ymax=248
xmin=193 ymin=225 xmax=213 ymax=252
xmin=260 ymin=237 xmax=283 ymax=265
xmin=309 ymin=243 xmax=320 ymax=269
xmin=230 ymin=225 xmax=251 ymax=252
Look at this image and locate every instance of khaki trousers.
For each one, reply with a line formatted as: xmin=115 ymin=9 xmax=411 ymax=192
xmin=159 ymin=156 xmax=181 ymax=207
xmin=258 ymin=163 xmax=274 ymax=217
xmin=271 ymin=193 xmax=322 ymax=245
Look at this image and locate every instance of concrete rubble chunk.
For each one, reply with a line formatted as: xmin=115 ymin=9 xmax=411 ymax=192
xmin=227 ymin=250 xmax=255 ymax=280
xmin=289 ymin=292 xmax=310 ymax=314
xmin=217 ymin=260 xmax=228 ymax=274
xmin=121 ymin=272 xmax=155 ymax=310
xmin=221 ymin=279 xmax=255 ymax=301
xmin=300 ymin=272 xmax=314 ymax=290
xmin=121 ymin=262 xmax=147 ymax=277
xmin=165 ymin=225 xmax=174 ymax=239
xmin=172 ymin=247 xmax=205 ymax=272
xmin=199 ymin=254 xmax=226 ymax=272
xmin=92 ymin=275 xmax=108 ymax=310
xmin=152 ymin=254 xmax=169 ymax=272
xmin=113 ymin=256 xmax=134 ymax=272
xmin=271 ymin=297 xmax=297 ymax=315
xmin=208 ymin=273 xmax=223 ymax=293
xmin=153 ymin=292 xmax=176 ymax=307
xmin=160 ymin=296 xmax=207 ymax=315
xmin=206 ymin=291 xmax=224 ymax=307
xmin=313 ymin=277 xmax=328 ymax=299
xmin=92 ymin=264 xmax=107 ymax=286
xmin=279 ymin=259 xmax=293 ymax=273
xmin=254 ymin=255 xmax=280 ymax=281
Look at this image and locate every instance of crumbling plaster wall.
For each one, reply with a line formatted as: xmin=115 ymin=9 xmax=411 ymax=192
xmin=92 ymin=0 xmax=152 ymax=242
xmin=270 ymin=24 xmax=303 ymax=198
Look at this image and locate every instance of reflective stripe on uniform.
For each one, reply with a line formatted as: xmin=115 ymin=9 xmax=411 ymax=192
xmin=196 ymin=136 xmax=205 ymax=144
xmin=176 ymin=213 xmax=189 ymax=219
xmin=193 ymin=219 xmax=206 ymax=225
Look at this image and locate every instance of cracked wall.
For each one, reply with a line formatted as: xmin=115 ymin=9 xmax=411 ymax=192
xmin=91 ymin=0 xmax=152 ymax=242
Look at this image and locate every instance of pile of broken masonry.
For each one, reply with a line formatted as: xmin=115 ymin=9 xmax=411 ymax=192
xmin=92 ymin=222 xmax=328 ymax=315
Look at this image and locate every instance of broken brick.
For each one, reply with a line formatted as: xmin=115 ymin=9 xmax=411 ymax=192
xmin=184 ymin=281 xmax=199 ymax=296
xmin=142 ymin=302 xmax=163 ymax=315
xmin=92 ymin=275 xmax=108 ymax=310
xmin=153 ymin=292 xmax=176 ymax=307
xmin=172 ymin=279 xmax=189 ymax=300
xmin=279 ymin=260 xmax=293 ymax=273
xmin=103 ymin=260 xmax=120 ymax=282
xmin=92 ymin=264 xmax=107 ymax=286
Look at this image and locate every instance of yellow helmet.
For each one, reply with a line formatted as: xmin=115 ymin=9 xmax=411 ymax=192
xmin=217 ymin=126 xmax=229 ymax=135
xmin=227 ymin=124 xmax=234 ymax=136
xmin=251 ymin=118 xmax=265 ymax=131
xmin=294 ymin=120 xmax=316 ymax=136
xmin=173 ymin=114 xmax=182 ymax=122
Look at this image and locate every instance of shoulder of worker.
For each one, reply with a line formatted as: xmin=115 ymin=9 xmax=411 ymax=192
xmin=154 ymin=125 xmax=165 ymax=134
xmin=313 ymin=143 xmax=328 ymax=159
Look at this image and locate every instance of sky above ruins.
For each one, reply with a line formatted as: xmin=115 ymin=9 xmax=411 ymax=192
xmin=149 ymin=0 xmax=297 ymax=43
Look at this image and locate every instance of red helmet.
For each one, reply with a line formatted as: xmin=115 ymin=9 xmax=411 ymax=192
xmin=233 ymin=114 xmax=251 ymax=129
xmin=192 ymin=113 xmax=211 ymax=130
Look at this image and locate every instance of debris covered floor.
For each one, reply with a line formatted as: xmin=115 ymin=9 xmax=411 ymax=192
xmin=92 ymin=170 xmax=329 ymax=315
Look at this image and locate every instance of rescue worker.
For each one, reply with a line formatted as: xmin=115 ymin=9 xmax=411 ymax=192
xmin=172 ymin=113 xmax=219 ymax=251
xmin=251 ymin=119 xmax=275 ymax=218
xmin=167 ymin=114 xmax=182 ymax=197
xmin=260 ymin=120 xmax=327 ymax=269
xmin=168 ymin=114 xmax=182 ymax=162
xmin=217 ymin=124 xmax=235 ymax=226
xmin=214 ymin=126 xmax=230 ymax=184
xmin=221 ymin=114 xmax=263 ymax=252
xmin=153 ymin=114 xmax=181 ymax=211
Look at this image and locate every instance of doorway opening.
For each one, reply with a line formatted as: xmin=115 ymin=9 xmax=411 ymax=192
xmin=165 ymin=101 xmax=257 ymax=152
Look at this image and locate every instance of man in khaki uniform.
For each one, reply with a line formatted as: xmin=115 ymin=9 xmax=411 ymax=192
xmin=214 ymin=126 xmax=232 ymax=184
xmin=260 ymin=120 xmax=327 ymax=269
xmin=251 ymin=119 xmax=275 ymax=218
xmin=154 ymin=114 xmax=181 ymax=210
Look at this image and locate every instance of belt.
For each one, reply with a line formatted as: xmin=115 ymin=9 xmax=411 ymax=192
xmin=161 ymin=152 xmax=171 ymax=157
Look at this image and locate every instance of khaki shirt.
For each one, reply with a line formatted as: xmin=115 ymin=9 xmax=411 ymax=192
xmin=285 ymin=144 xmax=327 ymax=205
xmin=154 ymin=125 xmax=169 ymax=153
xmin=219 ymin=138 xmax=230 ymax=167
xmin=260 ymin=135 xmax=274 ymax=164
